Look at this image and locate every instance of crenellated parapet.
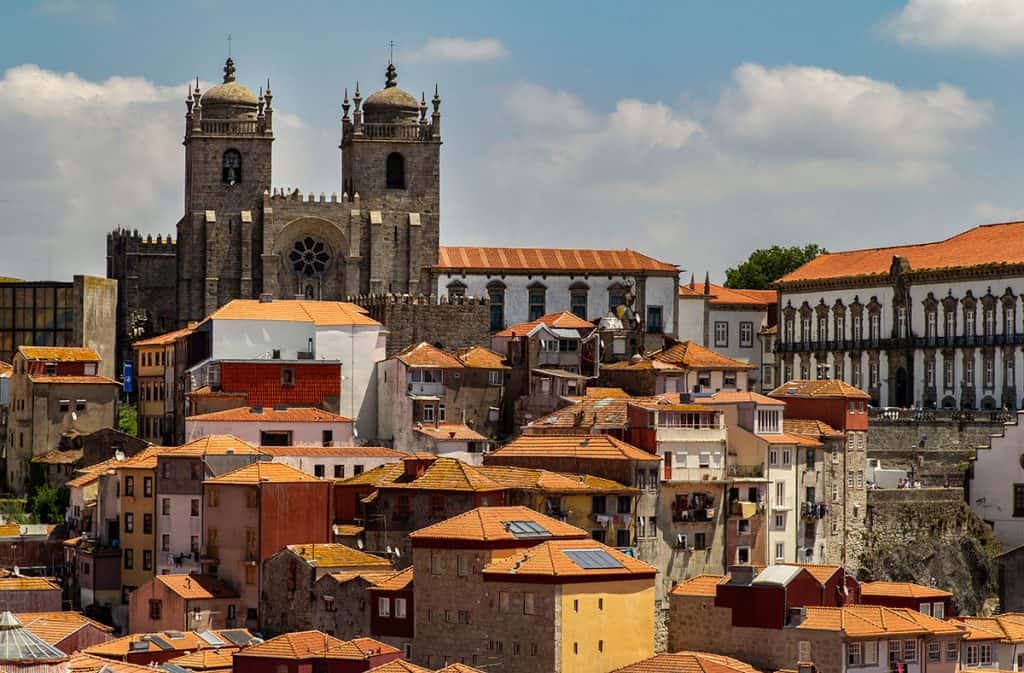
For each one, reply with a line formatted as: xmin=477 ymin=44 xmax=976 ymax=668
xmin=107 ymin=227 xmax=176 ymax=255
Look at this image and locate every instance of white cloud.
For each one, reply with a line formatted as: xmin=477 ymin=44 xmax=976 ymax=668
xmin=401 ymin=37 xmax=508 ymax=64
xmin=882 ymin=0 xmax=1024 ymax=52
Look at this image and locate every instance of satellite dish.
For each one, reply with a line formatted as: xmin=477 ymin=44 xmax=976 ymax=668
xmin=394 ymin=548 xmax=401 ymax=558
xmin=71 ymin=411 xmax=78 ymax=422
xmin=385 ymin=545 xmax=393 ymax=555
xmin=353 ymin=427 xmax=359 ymax=438
xmin=357 ymin=539 xmax=364 ymax=550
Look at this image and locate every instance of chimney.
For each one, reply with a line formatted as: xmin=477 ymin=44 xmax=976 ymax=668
xmin=259 ymin=293 xmax=273 ymax=303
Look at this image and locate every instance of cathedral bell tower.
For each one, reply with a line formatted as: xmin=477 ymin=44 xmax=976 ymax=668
xmin=340 ymin=62 xmax=442 ymax=294
xmin=178 ymin=57 xmax=273 ymax=323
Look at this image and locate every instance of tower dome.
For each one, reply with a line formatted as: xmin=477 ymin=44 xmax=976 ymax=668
xmin=201 ymin=58 xmax=259 ymax=119
xmin=362 ymin=63 xmax=420 ymax=124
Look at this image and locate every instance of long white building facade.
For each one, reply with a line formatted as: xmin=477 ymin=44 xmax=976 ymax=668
xmin=774 ymin=221 xmax=1024 ymax=410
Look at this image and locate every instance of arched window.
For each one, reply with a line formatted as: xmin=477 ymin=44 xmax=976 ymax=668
xmin=222 ymin=149 xmax=242 ymax=185
xmin=386 ymin=152 xmax=405 ymax=189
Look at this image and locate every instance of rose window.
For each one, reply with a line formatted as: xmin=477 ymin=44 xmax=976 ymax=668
xmin=289 ymin=237 xmax=330 ymax=277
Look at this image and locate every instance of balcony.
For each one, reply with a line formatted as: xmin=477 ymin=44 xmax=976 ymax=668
xmin=199 ymin=119 xmax=261 ymax=135
xmin=408 ymin=381 xmax=444 ymax=398
xmin=671 ymin=494 xmax=716 ymax=523
xmin=727 ymin=464 xmax=765 ymax=479
xmin=664 ymin=467 xmax=726 ymax=483
xmin=656 ymin=426 xmax=727 ymax=443
xmin=672 ymin=507 xmax=716 ymax=523
xmin=360 ymin=123 xmax=432 ymax=140
xmin=801 ymin=502 xmax=828 ymax=520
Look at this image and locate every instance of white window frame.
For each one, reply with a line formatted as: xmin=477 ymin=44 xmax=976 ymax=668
xmin=740 ymin=321 xmax=754 ymax=348
xmin=714 ymin=321 xmax=729 ymax=347
xmin=378 ymin=597 xmax=391 ymax=617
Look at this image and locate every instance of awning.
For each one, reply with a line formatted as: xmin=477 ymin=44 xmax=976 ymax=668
xmin=737 ymin=501 xmax=758 ymax=520
xmin=408 ymin=394 xmax=441 ymax=401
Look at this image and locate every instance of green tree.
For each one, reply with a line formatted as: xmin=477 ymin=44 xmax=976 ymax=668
xmin=26 ymin=484 xmax=67 ymax=524
xmin=117 ymin=405 xmax=138 ymax=436
xmin=724 ymin=244 xmax=826 ymax=290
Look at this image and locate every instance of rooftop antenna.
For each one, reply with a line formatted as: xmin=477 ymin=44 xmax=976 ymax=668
xmin=227 ymin=33 xmax=232 ymax=58
xmin=388 ymin=40 xmax=395 ymax=65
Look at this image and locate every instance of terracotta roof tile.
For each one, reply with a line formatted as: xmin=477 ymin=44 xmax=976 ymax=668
xmin=611 ymin=651 xmax=760 ymax=673
xmin=262 ymin=446 xmax=406 ymax=458
xmin=585 ymin=387 xmax=631 ymax=398
xmin=322 ymin=571 xmax=397 ymax=588
xmin=233 ymin=631 xmax=347 ymax=660
xmin=414 ymin=423 xmax=487 ymax=442
xmin=475 ymin=465 xmax=635 ymax=494
xmin=409 ymin=506 xmax=589 ymax=543
xmin=69 ymin=653 xmax=154 ymax=673
xmin=29 ymin=375 xmax=121 ymax=385
xmin=393 ymin=342 xmax=463 ymax=368
xmin=366 ymin=567 xmax=414 ymax=591
xmin=770 ymin=379 xmax=872 ymax=400
xmin=286 ymin=543 xmax=392 ymax=568
xmin=757 ymin=432 xmax=823 ymax=447
xmin=861 ymin=581 xmax=952 ymax=599
xmin=208 ymin=299 xmax=380 ymax=326
xmin=169 ymin=435 xmax=264 ymax=456
xmin=205 ymin=461 xmax=324 ymax=484
xmin=437 ymin=246 xmax=678 ymax=274
xmin=132 ymin=326 xmax=195 ymax=347
xmin=31 ymin=449 xmax=83 ymax=465
xmin=379 ymin=457 xmax=504 ymax=492
xmin=783 ymin=419 xmax=844 ymax=439
xmin=84 ymin=630 xmax=249 ymax=657
xmin=0 ymin=577 xmax=60 ymax=591
xmin=452 ymin=346 xmax=510 ymax=369
xmin=494 ymin=311 xmax=596 ymax=338
xmin=651 ymin=342 xmax=755 ymax=371
xmin=789 ymin=564 xmax=842 ymax=584
xmin=116 ymin=447 xmax=167 ymax=470
xmin=15 ymin=612 xmax=112 ymax=645
xmin=777 ymin=221 xmax=1024 ymax=285
xmin=669 ymin=574 xmax=728 ymax=597
xmin=491 ymin=434 xmax=660 ymax=462
xmin=322 ymin=637 xmax=399 ymax=661
xmin=187 ymin=406 xmax=353 ymax=423
xmin=365 ymin=661 xmax=431 ymax=673
xmin=483 ymin=539 xmax=656 ymax=579
xmin=679 ymin=281 xmax=777 ymax=309
xmin=798 ymin=605 xmax=960 ymax=637
xmin=335 ymin=462 xmax=406 ymax=486
xmin=703 ymin=391 xmax=786 ymax=406
xmin=166 ymin=648 xmax=237 ymax=671
xmin=18 ymin=346 xmax=100 ymax=362
xmin=436 ymin=664 xmax=487 ymax=673
xmin=155 ymin=573 xmax=239 ymax=599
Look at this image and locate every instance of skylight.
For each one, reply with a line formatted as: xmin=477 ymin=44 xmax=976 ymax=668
xmin=564 ymin=548 xmax=624 ymax=569
xmin=504 ymin=520 xmax=551 ymax=538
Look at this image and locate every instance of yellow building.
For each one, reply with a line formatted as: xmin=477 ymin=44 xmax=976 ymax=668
xmin=118 ymin=448 xmax=162 ymax=596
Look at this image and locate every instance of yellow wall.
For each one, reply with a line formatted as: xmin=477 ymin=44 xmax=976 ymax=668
xmin=525 ymin=493 xmax=636 ymax=547
xmin=560 ymin=579 xmax=655 ymax=673
xmin=119 ymin=466 xmax=156 ymax=592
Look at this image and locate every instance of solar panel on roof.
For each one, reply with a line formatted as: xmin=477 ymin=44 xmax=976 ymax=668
xmin=218 ymin=630 xmax=255 ymax=647
xmin=504 ymin=520 xmax=551 ymax=538
xmin=161 ymin=664 xmax=191 ymax=673
xmin=130 ymin=641 xmax=151 ymax=652
xmin=148 ymin=635 xmax=173 ymax=650
xmin=164 ymin=630 xmax=185 ymax=640
xmin=197 ymin=631 xmax=226 ymax=647
xmin=564 ymin=548 xmax=624 ymax=569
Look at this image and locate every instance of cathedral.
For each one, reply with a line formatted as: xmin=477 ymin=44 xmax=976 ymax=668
xmin=108 ymin=57 xmax=442 ymax=357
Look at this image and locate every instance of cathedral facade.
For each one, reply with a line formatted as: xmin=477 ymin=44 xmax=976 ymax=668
xmin=108 ymin=57 xmax=442 ymax=358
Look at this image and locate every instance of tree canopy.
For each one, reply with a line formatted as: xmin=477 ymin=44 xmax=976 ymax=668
xmin=724 ymin=244 xmax=826 ymax=290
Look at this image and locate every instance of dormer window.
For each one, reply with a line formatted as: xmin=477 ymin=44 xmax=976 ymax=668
xmin=222 ymin=149 xmax=241 ymax=185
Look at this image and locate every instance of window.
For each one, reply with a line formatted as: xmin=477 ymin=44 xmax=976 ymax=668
xmin=926 ymin=360 xmax=935 ymax=387
xmin=570 ymin=287 xmax=588 ymax=320
xmin=984 ymin=356 xmax=995 ymax=388
xmin=864 ymin=642 xmax=878 ymax=666
xmin=896 ymin=306 xmax=907 ymax=338
xmin=281 ymin=368 xmax=295 ymax=386
xmin=314 ymin=464 xmax=325 ymax=478
xmin=783 ymin=449 xmax=792 ymax=465
xmin=457 ymin=555 xmax=468 ymax=576
xmin=723 ymin=372 xmax=737 ymax=388
xmin=869 ymin=313 xmax=880 ymax=341
xmin=818 ymin=316 xmax=827 ymax=341
xmin=903 ymin=640 xmax=917 ymax=662
xmin=528 ymin=286 xmax=546 ymax=322
xmin=617 ymin=496 xmax=631 ymax=514
xmin=423 ymin=405 xmax=435 ymax=423
xmin=739 ymin=321 xmax=753 ymax=347
xmin=431 ymin=553 xmax=443 ymax=575
xmin=848 ymin=643 xmax=863 ymax=666
xmin=592 ymin=495 xmax=607 ymax=514
xmin=647 ymin=306 xmax=663 ymax=334
xmin=430 ymin=494 xmax=445 ymax=517
xmin=245 ymin=564 xmax=257 ymax=585
xmin=124 ymin=548 xmax=134 ymax=569
xmin=737 ymin=546 xmax=750 ymax=563
xmin=927 ymin=642 xmax=941 ymax=663
xmin=149 ymin=599 xmax=162 ymax=620
xmin=447 ymin=282 xmax=467 ymax=299
xmin=966 ymin=645 xmax=979 ymax=666
xmin=985 ymin=307 xmax=996 ymax=336
xmin=488 ymin=370 xmax=503 ymax=386
xmin=769 ymin=449 xmax=778 ymax=466
xmin=161 ymin=534 xmax=170 ymax=551
xmin=143 ymin=513 xmax=152 ymax=534
xmin=191 ymin=535 xmax=200 ymax=553
xmin=190 ymin=462 xmax=201 ymax=480
xmin=946 ymin=642 xmax=958 ymax=662
xmin=714 ymin=321 xmax=729 ymax=347
xmin=488 ymin=283 xmax=505 ymax=331
xmin=775 ymin=482 xmax=785 ymax=507
xmin=926 ymin=310 xmax=937 ymax=338
xmin=354 ymin=465 xmax=363 ymax=475
xmin=608 ymin=284 xmax=627 ymax=313
xmin=143 ymin=549 xmax=152 ymax=570
xmin=190 ymin=498 xmax=199 ymax=516
xmin=334 ymin=465 xmax=345 ymax=478
xmin=143 ymin=476 xmax=152 ymax=497
xmin=775 ymin=542 xmax=785 ymax=561
xmin=125 ymin=476 xmax=135 ymax=497
xmin=385 ymin=152 xmax=405 ymax=189
xmin=944 ymin=359 xmax=955 ymax=389
xmin=124 ymin=512 xmax=134 ymax=533
xmin=1014 ymin=484 xmax=1024 ymax=517
xmin=694 ymin=532 xmax=706 ymax=550
xmin=869 ymin=361 xmax=879 ymax=388
xmin=932 ymin=602 xmax=944 ymax=619
xmin=738 ymin=519 xmax=750 ymax=534
xmin=379 ymin=597 xmax=391 ymax=617
xmin=524 ymin=592 xmax=535 ymax=614
xmin=966 ymin=309 xmax=976 ymax=336
xmin=222 ymin=149 xmax=241 ymax=184
xmin=1007 ymin=307 xmax=1017 ymax=335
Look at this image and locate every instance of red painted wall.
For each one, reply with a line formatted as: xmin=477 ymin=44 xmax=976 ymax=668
xmin=370 ymin=589 xmax=414 ymax=639
xmin=260 ymin=482 xmax=332 ymax=560
xmin=776 ymin=397 xmax=868 ymax=432
xmin=220 ymin=362 xmax=342 ymax=408
xmin=716 ymin=584 xmax=786 ymax=629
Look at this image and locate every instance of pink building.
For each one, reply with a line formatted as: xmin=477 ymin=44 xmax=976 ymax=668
xmin=128 ymin=573 xmax=239 ymax=633
xmin=0 ymin=577 xmax=61 ymax=612
xmin=185 ymin=405 xmax=355 ymax=446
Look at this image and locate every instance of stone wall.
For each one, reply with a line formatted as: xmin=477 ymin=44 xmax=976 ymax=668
xmin=106 ymin=230 xmax=177 ymax=366
xmin=352 ymin=294 xmax=490 ymax=357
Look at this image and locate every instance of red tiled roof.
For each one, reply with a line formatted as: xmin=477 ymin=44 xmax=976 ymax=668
xmin=409 ymin=506 xmax=589 ymax=543
xmin=783 ymin=419 xmax=844 ymax=439
xmin=132 ymin=325 xmax=195 ymax=347
xmin=777 ymin=220 xmax=1024 ymax=285
xmin=770 ymin=379 xmax=872 ymax=400
xmin=651 ymin=342 xmax=755 ymax=371
xmin=482 ymin=539 xmax=657 ymax=580
xmin=19 ymin=346 xmax=100 ymax=362
xmin=217 ymin=361 xmax=343 ymax=408
xmin=491 ymin=434 xmax=661 ymax=462
xmin=155 ymin=573 xmax=238 ymax=599
xmin=495 ymin=311 xmax=595 ymax=338
xmin=29 ymin=375 xmax=121 ymax=385
xmin=611 ymin=651 xmax=760 ymax=673
xmin=187 ymin=406 xmax=353 ymax=423
xmin=679 ymin=281 xmax=777 ymax=309
xmin=453 ymin=346 xmax=510 ymax=369
xmin=205 ymin=461 xmax=324 ymax=485
xmin=860 ymin=581 xmax=952 ymax=600
xmin=670 ymin=574 xmax=728 ymax=597
xmin=233 ymin=631 xmax=347 ymax=660
xmin=414 ymin=423 xmax=487 ymax=442
xmin=208 ymin=300 xmax=381 ymax=326
xmin=393 ymin=342 xmax=463 ymax=368
xmin=703 ymin=391 xmax=785 ymax=406
xmin=437 ymin=246 xmax=678 ymax=274
xmin=261 ymin=446 xmax=406 ymax=458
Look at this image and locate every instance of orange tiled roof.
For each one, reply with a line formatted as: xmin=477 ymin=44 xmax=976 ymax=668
xmin=15 ymin=612 xmax=112 ymax=645
xmin=205 ymin=461 xmax=324 ymax=484
xmin=18 ymin=346 xmax=100 ymax=362
xmin=951 ymin=614 xmax=1024 ymax=642
xmin=394 ymin=342 xmax=463 ymax=368
xmin=414 ymin=423 xmax=487 ymax=442
xmin=0 ymin=361 xmax=11 ymax=378
xmin=758 ymin=432 xmax=823 ymax=447
xmin=678 ymin=280 xmax=777 ymax=308
xmin=491 ymin=434 xmax=661 ymax=462
xmin=436 ymin=664 xmax=487 ymax=673
xmin=611 ymin=651 xmax=760 ymax=673
xmin=322 ymin=637 xmax=400 ymax=660
xmin=437 ymin=246 xmax=678 ymax=274
xmin=365 ymin=661 xmax=431 ymax=673
xmin=601 ymin=358 xmax=685 ymax=373
xmin=367 ymin=567 xmax=414 ymax=592
xmin=0 ymin=577 xmax=60 ymax=591
xmin=860 ymin=581 xmax=952 ymax=599
xmin=335 ymin=461 xmax=406 ymax=486
xmin=155 ymin=573 xmax=239 ymax=599
xmin=379 ymin=457 xmax=504 ymax=492
xmin=286 ymin=543 xmax=392 ymax=568
xmin=799 ymin=605 xmax=961 ymax=637
xmin=783 ymin=419 xmax=844 ymax=440
xmin=585 ymin=387 xmax=631 ymax=399
xmin=409 ymin=506 xmax=589 ymax=543
xmin=704 ymin=390 xmax=785 ymax=406
xmin=116 ymin=447 xmax=167 ymax=470
xmin=208 ymin=299 xmax=381 ymax=326
xmin=31 ymin=449 xmax=83 ymax=465
xmin=166 ymin=648 xmax=237 ymax=671
xmin=790 ymin=564 xmax=842 ymax=584
xmin=777 ymin=221 xmax=1024 ymax=285
xmin=69 ymin=653 xmax=155 ymax=673
xmin=261 ymin=446 xmax=406 ymax=458
xmin=483 ymin=538 xmax=656 ymax=579
xmin=770 ymin=379 xmax=872 ymax=400
xmin=494 ymin=311 xmax=596 ymax=338
xmin=322 ymin=571 xmax=396 ymax=588
xmin=651 ymin=341 xmax=755 ymax=371
xmin=29 ymin=375 xmax=121 ymax=385
xmin=475 ymin=465 xmax=635 ymax=494
xmin=333 ymin=524 xmax=365 ymax=537
xmin=453 ymin=346 xmax=510 ymax=369
xmin=84 ymin=630 xmax=242 ymax=657
xmin=233 ymin=631 xmax=347 ymax=660
xmin=669 ymin=574 xmax=728 ymax=597
xmin=187 ymin=406 xmax=354 ymax=423
xmin=170 ymin=435 xmax=264 ymax=456
xmin=132 ymin=325 xmax=195 ymax=348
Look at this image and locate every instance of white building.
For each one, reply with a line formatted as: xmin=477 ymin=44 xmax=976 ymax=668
xmin=261 ymin=445 xmax=407 ymax=479
xmin=188 ymin=298 xmax=387 ymax=438
xmin=185 ymin=405 xmax=355 ymax=447
xmin=434 ymin=246 xmax=679 ymax=348
xmin=677 ymin=277 xmax=777 ymax=391
xmin=970 ymin=410 xmax=1024 ymax=550
xmin=774 ymin=220 xmax=1024 ymax=409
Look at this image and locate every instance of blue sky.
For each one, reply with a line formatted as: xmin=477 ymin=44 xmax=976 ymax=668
xmin=3 ymin=0 xmax=1024 ymax=281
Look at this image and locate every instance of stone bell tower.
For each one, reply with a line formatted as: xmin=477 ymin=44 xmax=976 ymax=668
xmin=178 ymin=57 xmax=274 ymax=323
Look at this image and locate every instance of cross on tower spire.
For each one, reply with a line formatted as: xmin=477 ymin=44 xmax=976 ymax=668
xmin=388 ymin=40 xmax=395 ymax=65
xmin=227 ymin=33 xmax=232 ymax=58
